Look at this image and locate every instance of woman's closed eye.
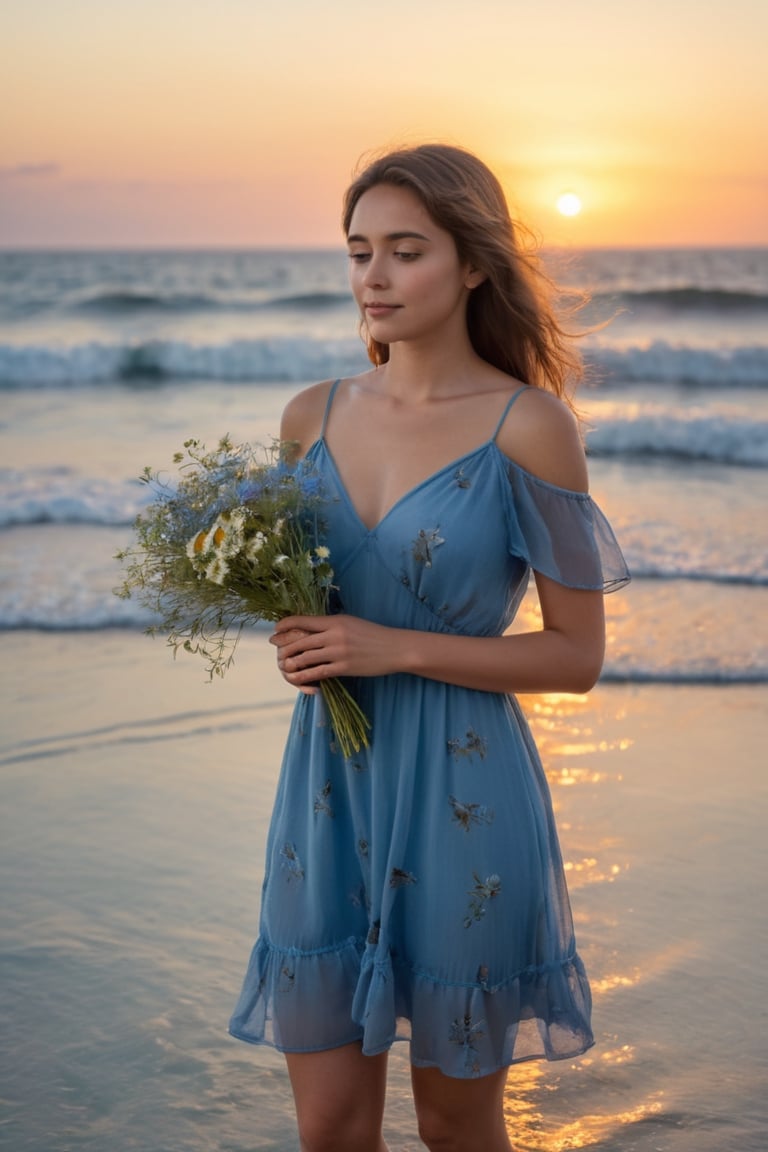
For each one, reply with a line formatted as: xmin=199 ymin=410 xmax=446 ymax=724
xmin=347 ymin=250 xmax=421 ymax=263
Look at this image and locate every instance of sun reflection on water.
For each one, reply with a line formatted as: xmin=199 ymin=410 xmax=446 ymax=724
xmin=497 ymin=694 xmax=662 ymax=1147
xmin=526 ymin=695 xmax=633 ymax=787
xmin=589 ymin=971 xmax=639 ymax=994
xmin=503 ymin=1055 xmax=664 ymax=1150
xmin=519 ymin=693 xmax=634 ymax=890
xmin=497 ymin=693 xmax=663 ymax=1148
xmin=563 ymin=856 xmax=626 ymax=886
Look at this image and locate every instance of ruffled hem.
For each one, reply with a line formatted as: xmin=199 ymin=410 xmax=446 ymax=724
xmin=228 ymin=935 xmax=594 ymax=1079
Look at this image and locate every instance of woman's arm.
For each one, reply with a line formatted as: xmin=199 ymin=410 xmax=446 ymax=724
xmin=272 ymin=582 xmax=604 ymax=695
xmin=272 ymin=388 xmax=606 ymax=696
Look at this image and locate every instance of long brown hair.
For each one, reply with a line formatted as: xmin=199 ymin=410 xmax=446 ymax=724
xmin=342 ymin=144 xmax=583 ymax=401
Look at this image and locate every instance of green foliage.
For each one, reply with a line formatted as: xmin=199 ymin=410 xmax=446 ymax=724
xmin=115 ymin=437 xmax=369 ymax=756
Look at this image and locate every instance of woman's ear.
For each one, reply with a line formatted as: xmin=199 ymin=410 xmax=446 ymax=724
xmin=465 ymin=267 xmax=487 ymax=290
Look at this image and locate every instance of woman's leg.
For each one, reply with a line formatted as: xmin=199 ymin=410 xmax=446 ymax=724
xmin=411 ymin=1064 xmax=513 ymax=1152
xmin=285 ymin=1042 xmax=390 ymax=1152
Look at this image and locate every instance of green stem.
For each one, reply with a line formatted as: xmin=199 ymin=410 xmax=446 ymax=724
xmin=319 ymin=678 xmax=371 ymax=759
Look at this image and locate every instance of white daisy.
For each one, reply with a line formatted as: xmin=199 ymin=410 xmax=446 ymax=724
xmin=245 ymin=532 xmax=267 ymax=561
xmin=186 ymin=529 xmax=209 ymax=562
xmin=205 ymin=555 xmax=230 ymax=585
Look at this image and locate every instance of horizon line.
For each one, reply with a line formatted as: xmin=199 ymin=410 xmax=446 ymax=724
xmin=2 ymin=241 xmax=768 ymax=254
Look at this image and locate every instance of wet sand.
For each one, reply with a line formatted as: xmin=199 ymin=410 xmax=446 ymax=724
xmin=1 ymin=631 xmax=766 ymax=1150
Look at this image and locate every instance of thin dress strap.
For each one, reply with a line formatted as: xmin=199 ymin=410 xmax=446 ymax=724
xmin=491 ymin=385 xmax=529 ymax=441
xmin=320 ymin=378 xmax=342 ymax=440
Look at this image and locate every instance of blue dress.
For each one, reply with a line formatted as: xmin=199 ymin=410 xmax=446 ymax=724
xmin=229 ymin=382 xmax=630 ymax=1078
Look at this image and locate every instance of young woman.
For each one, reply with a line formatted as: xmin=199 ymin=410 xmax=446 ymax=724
xmin=229 ymin=144 xmax=629 ymax=1152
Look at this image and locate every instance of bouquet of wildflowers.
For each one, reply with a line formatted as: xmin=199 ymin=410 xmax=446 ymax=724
xmin=115 ymin=436 xmax=370 ymax=758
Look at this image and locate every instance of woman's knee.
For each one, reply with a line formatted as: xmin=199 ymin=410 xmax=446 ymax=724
xmin=415 ymin=1114 xmax=453 ymax=1151
xmin=412 ymin=1064 xmax=511 ymax=1152
xmin=297 ymin=1111 xmax=381 ymax=1152
xmin=287 ymin=1044 xmax=388 ymax=1152
xmin=416 ymin=1106 xmax=469 ymax=1152
xmin=416 ymin=1110 xmax=510 ymax=1152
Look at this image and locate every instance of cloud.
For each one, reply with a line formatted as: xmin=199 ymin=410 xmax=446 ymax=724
xmin=0 ymin=163 xmax=60 ymax=180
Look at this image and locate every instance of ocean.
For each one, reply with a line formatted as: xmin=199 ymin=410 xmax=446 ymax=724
xmin=1 ymin=247 xmax=767 ymax=1151
xmin=1 ymin=246 xmax=766 ymax=682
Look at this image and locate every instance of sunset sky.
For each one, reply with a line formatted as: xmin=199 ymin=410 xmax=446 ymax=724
xmin=2 ymin=0 xmax=767 ymax=248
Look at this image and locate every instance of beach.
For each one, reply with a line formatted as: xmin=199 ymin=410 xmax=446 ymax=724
xmin=1 ymin=245 xmax=766 ymax=1149
xmin=1 ymin=630 xmax=765 ymax=1151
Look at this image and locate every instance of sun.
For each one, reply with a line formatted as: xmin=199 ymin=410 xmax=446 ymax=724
xmin=556 ymin=191 xmax=582 ymax=217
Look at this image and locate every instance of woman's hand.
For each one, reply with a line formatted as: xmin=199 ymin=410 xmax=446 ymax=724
xmin=270 ymin=614 xmax=402 ymax=689
xmin=271 ymin=579 xmax=605 ymax=697
xmin=270 ymin=626 xmax=319 ymax=694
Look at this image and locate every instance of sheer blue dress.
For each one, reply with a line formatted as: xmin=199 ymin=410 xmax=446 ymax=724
xmin=229 ymin=381 xmax=630 ymax=1078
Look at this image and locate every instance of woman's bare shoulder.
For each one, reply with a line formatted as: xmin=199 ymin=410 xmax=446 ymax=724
xmin=496 ymin=386 xmax=588 ymax=492
xmin=280 ymin=379 xmax=336 ymax=456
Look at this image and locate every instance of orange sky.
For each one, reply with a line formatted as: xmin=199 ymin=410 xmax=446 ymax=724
xmin=2 ymin=0 xmax=767 ymax=247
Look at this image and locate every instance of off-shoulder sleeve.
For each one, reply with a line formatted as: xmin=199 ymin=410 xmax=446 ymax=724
xmin=503 ymin=457 xmax=630 ymax=592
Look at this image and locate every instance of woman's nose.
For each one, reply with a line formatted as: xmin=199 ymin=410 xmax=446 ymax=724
xmin=362 ymin=253 xmax=388 ymax=288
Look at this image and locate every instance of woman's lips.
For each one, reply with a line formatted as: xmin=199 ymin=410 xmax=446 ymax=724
xmin=364 ymin=303 xmax=401 ymax=318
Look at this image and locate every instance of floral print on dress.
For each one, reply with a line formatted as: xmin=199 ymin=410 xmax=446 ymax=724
xmin=390 ymin=867 xmax=418 ymax=888
xmin=313 ymin=780 xmax=334 ymax=817
xmin=447 ymin=728 xmax=488 ymax=761
xmin=476 ymin=964 xmax=490 ymax=991
xmin=464 ymin=872 xmax=502 ymax=928
xmin=411 ymin=527 xmax=445 ymax=568
xmin=449 ymin=795 xmax=495 ymax=831
xmin=280 ymin=842 xmax=304 ymax=881
xmin=454 ymin=467 xmax=472 ymax=489
xmin=448 ymin=1013 xmax=486 ymax=1075
xmin=278 ymin=965 xmax=295 ymax=993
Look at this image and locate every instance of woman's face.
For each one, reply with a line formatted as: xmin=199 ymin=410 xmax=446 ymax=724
xmin=346 ymin=183 xmax=479 ymax=349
